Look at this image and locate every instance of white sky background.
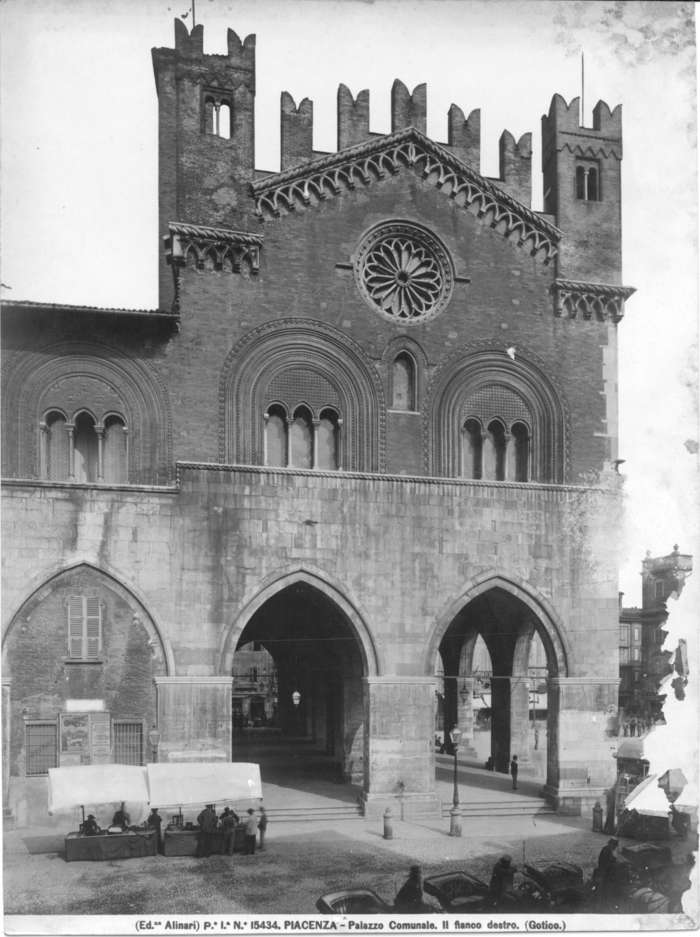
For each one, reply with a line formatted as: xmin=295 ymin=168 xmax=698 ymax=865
xmin=0 ymin=0 xmax=698 ymax=604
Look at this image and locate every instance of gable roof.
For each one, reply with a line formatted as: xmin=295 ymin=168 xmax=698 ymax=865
xmin=250 ymin=126 xmax=561 ymax=265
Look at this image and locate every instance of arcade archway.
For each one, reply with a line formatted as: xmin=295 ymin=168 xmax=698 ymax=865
xmin=228 ymin=579 xmax=372 ymax=785
xmin=431 ymin=580 xmax=568 ymax=789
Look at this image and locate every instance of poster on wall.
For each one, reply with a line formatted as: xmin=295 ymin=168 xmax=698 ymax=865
xmin=59 ymin=712 xmax=112 ymax=766
xmin=89 ymin=712 xmax=112 ymax=765
xmin=59 ymin=713 xmax=90 ymax=766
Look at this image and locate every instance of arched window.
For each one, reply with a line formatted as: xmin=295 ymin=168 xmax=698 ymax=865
xmin=204 ymin=96 xmax=216 ymax=135
xmin=576 ymin=163 xmax=599 ymax=201
xmin=218 ymin=103 xmax=231 ymax=140
xmin=587 ymin=167 xmax=598 ymax=201
xmin=103 ymin=415 xmax=128 ymax=484
xmin=204 ymin=94 xmax=232 ymax=139
xmin=462 ymin=418 xmax=482 ymax=479
xmin=317 ymin=408 xmax=340 ymax=470
xmin=42 ymin=411 xmax=69 ymax=481
xmin=265 ymin=405 xmax=288 ymax=468
xmin=291 ymin=406 xmax=313 ymax=470
xmin=511 ymin=422 xmax=530 ymax=482
xmin=392 ymin=352 xmax=416 ymax=411
xmin=483 ymin=420 xmax=506 ymax=481
xmin=73 ymin=413 xmax=99 ymax=484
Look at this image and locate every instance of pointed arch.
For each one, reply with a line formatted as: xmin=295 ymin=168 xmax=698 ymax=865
xmin=2 ymin=559 xmax=175 ymax=675
xmin=218 ymin=565 xmax=382 ymax=677
xmin=423 ymin=569 xmax=570 ymax=678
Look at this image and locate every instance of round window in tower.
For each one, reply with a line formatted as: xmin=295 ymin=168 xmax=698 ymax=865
xmin=354 ymin=222 xmax=454 ymax=325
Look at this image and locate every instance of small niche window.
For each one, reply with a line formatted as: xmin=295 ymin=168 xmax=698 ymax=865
xmin=654 ymin=580 xmax=665 ymax=599
xmin=25 ymin=722 xmax=58 ymax=776
xmin=265 ymin=405 xmax=288 ymax=468
xmin=204 ymin=93 xmax=232 ymax=139
xmin=392 ymin=353 xmax=416 ymax=411
xmin=575 ymin=162 xmax=599 ymax=201
xmin=73 ymin=413 xmax=99 ymax=483
xmin=68 ymin=595 xmax=102 ymax=660
xmin=113 ymin=722 xmax=143 ymax=766
xmin=42 ymin=410 xmax=70 ymax=481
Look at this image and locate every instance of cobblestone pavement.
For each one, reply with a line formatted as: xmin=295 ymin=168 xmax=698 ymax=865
xmin=4 ymin=814 xmax=697 ymax=918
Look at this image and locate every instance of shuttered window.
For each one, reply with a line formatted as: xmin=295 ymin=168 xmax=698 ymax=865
xmin=68 ymin=596 xmax=102 ymax=660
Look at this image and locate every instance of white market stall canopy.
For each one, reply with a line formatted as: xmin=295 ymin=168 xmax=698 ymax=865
xmin=47 ymin=762 xmax=262 ymax=813
xmin=48 ymin=764 xmax=149 ymax=812
xmin=624 ymin=774 xmax=672 ymax=818
xmin=147 ymin=763 xmax=262 ymax=808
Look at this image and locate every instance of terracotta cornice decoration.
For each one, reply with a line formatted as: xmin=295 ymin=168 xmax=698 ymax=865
xmin=166 ymin=223 xmax=262 ymax=273
xmin=551 ymin=280 xmax=636 ymax=322
xmin=250 ymin=127 xmax=561 ymax=265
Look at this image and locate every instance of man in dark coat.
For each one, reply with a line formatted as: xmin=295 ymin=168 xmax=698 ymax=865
xmin=147 ymin=808 xmax=163 ymax=847
xmin=196 ymin=804 xmax=218 ymax=858
xmin=394 ymin=866 xmax=425 ymax=913
xmin=510 ymin=755 xmax=519 ymax=790
xmin=220 ymin=808 xmax=239 ymax=856
xmin=258 ymin=807 xmax=268 ymax=851
xmin=489 ymin=856 xmax=517 ymax=904
xmin=82 ymin=814 xmax=99 ymax=836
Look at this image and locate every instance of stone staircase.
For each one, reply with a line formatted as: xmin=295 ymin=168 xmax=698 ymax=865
xmin=441 ymin=797 xmax=555 ymax=819
xmin=262 ymin=803 xmax=364 ymax=823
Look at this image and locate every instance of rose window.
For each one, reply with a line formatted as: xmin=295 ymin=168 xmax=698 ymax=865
xmin=354 ymin=223 xmax=453 ymax=324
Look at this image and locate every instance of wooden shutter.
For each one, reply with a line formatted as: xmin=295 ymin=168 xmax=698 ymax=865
xmin=67 ymin=596 xmax=102 ymax=660
xmin=68 ymin=596 xmax=85 ymax=659
xmin=85 ymin=597 xmax=101 ymax=659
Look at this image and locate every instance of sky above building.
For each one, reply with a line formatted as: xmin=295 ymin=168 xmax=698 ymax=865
xmin=1 ymin=0 xmax=697 ymax=602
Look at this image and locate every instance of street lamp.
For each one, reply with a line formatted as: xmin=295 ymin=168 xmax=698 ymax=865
xmin=449 ymin=724 xmax=462 ymax=837
xmin=292 ymin=690 xmax=301 ymax=736
xmin=148 ymin=725 xmax=160 ymax=764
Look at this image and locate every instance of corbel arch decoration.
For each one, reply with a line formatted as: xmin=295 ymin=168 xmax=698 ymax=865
xmin=2 ymin=340 xmax=172 ymax=485
xmin=220 ymin=319 xmax=385 ymax=472
xmin=424 ymin=341 xmax=569 ymax=483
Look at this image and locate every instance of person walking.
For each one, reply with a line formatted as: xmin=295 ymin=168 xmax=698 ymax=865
xmin=258 ymin=806 xmax=268 ymax=851
xmin=243 ymin=808 xmax=258 ymax=855
xmin=510 ymin=755 xmax=519 ymax=790
xmin=630 ymin=717 xmax=637 ymax=737
xmin=220 ymin=808 xmax=238 ymax=856
xmin=534 ymin=727 xmax=539 ymax=751
xmin=196 ymin=804 xmax=218 ymax=858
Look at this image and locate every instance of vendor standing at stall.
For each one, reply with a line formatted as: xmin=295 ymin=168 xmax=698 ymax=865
xmin=147 ymin=808 xmax=163 ymax=847
xmin=243 ymin=808 xmax=258 ymax=855
xmin=111 ymin=803 xmax=131 ymax=830
xmin=196 ymin=804 xmax=218 ymax=858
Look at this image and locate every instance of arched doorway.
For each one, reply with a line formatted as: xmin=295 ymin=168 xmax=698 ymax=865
xmin=428 ymin=576 xmax=568 ymax=791
xmin=222 ymin=571 xmax=379 ymax=787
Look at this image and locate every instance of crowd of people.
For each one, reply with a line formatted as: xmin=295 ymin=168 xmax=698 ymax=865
xmin=194 ymin=804 xmax=267 ymax=858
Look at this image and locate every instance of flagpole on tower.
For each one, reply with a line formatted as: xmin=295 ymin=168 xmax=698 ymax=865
xmin=192 ymin=0 xmax=196 ymax=28
xmin=581 ymin=53 xmax=585 ymax=126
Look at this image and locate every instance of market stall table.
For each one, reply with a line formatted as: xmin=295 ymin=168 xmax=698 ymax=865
xmin=162 ymin=825 xmax=246 ymax=856
xmin=65 ymin=829 xmax=158 ymax=862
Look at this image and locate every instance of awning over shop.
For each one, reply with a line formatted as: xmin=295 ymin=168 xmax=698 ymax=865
xmin=623 ymin=774 xmax=671 ymax=818
xmin=48 ymin=765 xmax=149 ymax=813
xmin=146 ymin=762 xmax=262 ymax=808
xmin=615 ymin=738 xmax=648 ymax=763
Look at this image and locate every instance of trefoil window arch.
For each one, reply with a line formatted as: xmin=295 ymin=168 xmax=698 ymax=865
xmin=40 ymin=408 xmax=128 ymax=484
xmin=263 ymin=403 xmax=342 ymax=471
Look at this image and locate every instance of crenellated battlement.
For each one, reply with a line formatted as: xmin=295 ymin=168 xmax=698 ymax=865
xmin=542 ymin=95 xmax=622 ymax=165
